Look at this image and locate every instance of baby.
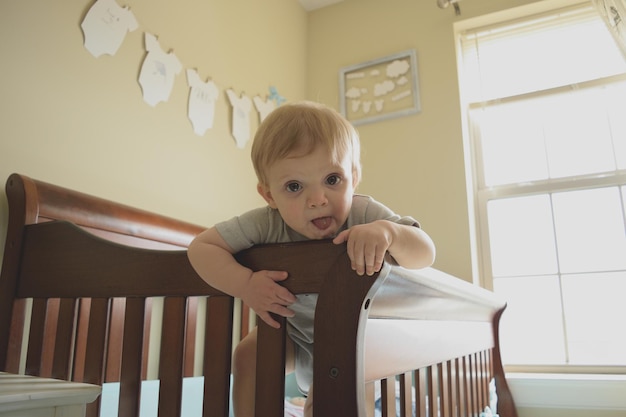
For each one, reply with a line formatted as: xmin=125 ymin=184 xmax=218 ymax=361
xmin=188 ymin=101 xmax=435 ymax=417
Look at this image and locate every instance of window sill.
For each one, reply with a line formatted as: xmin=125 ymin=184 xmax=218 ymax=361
xmin=507 ymin=373 xmax=626 ymax=410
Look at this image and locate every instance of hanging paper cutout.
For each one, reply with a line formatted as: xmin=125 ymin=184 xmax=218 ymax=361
xmin=226 ymin=89 xmax=252 ymax=149
xmin=186 ymin=69 xmax=220 ymax=136
xmin=80 ymin=3 xmax=289 ymax=141
xmin=81 ymin=0 xmax=138 ymax=57
xmin=268 ymin=86 xmax=286 ymax=106
xmin=253 ymin=95 xmax=276 ymax=123
xmin=138 ymin=33 xmax=182 ymax=107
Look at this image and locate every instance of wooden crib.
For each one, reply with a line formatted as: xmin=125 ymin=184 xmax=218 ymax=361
xmin=0 ymin=173 xmax=518 ymax=417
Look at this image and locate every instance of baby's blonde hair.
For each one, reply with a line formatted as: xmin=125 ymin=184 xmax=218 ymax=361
xmin=251 ymin=101 xmax=362 ymax=186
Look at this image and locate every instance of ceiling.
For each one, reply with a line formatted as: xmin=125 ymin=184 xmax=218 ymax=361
xmin=297 ymin=0 xmax=344 ymax=11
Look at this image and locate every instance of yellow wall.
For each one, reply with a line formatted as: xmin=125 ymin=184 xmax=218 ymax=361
xmin=0 ymin=0 xmax=307 ymax=234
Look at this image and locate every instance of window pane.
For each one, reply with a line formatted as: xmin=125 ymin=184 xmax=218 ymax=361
xmin=479 ymin=82 xmax=626 ymax=187
xmin=477 ymin=101 xmax=549 ymax=186
xmin=494 ymin=275 xmax=565 ymax=364
xmin=487 ymin=195 xmax=557 ymax=276
xmin=552 ymin=187 xmax=626 ymax=273
xmin=607 ymin=82 xmax=626 ymax=170
xmin=562 ymin=272 xmax=626 ymax=365
xmin=462 ymin=7 xmax=626 ymax=101
xmin=543 ymin=88 xmax=618 ymax=178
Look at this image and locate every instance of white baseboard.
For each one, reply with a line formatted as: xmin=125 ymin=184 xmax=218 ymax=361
xmin=507 ymin=373 xmax=626 ymax=410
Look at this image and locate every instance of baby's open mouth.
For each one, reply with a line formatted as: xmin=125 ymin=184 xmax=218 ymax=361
xmin=311 ymin=216 xmax=332 ymax=230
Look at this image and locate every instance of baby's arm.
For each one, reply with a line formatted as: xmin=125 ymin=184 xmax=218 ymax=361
xmin=332 ymin=220 xmax=436 ymax=276
xmin=188 ymin=227 xmax=296 ymax=328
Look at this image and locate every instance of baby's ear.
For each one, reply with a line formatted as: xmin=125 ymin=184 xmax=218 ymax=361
xmin=257 ymin=184 xmax=277 ymax=208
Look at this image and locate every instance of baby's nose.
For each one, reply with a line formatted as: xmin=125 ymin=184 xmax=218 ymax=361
xmin=307 ymin=188 xmax=328 ymax=207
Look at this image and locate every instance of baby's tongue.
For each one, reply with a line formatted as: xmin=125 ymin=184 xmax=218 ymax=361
xmin=312 ymin=217 xmax=331 ymax=230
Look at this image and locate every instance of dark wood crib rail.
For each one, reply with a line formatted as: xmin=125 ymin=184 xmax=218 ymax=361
xmin=0 ymin=173 xmax=232 ymax=417
xmin=0 ymin=173 xmax=518 ymax=417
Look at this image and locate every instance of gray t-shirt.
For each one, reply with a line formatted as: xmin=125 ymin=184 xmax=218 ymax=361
xmin=215 ymin=194 xmax=419 ymax=393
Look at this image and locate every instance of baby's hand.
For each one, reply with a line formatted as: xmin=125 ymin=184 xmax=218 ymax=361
xmin=332 ymin=220 xmax=392 ymax=276
xmin=241 ymin=270 xmax=296 ymax=329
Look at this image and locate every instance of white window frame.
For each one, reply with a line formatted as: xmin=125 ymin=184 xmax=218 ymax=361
xmin=455 ymin=0 xmax=626 ymax=375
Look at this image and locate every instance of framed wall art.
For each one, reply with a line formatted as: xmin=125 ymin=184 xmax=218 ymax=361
xmin=339 ymin=49 xmax=421 ymax=126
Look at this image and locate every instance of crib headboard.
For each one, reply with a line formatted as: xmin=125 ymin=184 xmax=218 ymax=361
xmin=0 ymin=173 xmax=518 ymax=417
xmin=0 ymin=173 xmax=234 ymax=416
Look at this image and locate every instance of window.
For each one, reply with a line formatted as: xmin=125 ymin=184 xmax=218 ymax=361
xmin=456 ymin=1 xmax=626 ymax=372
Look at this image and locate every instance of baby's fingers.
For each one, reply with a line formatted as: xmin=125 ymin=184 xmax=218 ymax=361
xmin=258 ymin=305 xmax=295 ymax=329
xmin=348 ymin=240 xmax=385 ymax=276
xmin=366 ymin=251 xmax=386 ymax=276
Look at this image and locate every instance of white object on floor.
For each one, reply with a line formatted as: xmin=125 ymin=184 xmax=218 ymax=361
xmin=0 ymin=371 xmax=101 ymax=417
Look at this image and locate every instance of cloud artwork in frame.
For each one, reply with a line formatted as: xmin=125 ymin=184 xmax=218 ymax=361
xmin=339 ymin=49 xmax=421 ymax=126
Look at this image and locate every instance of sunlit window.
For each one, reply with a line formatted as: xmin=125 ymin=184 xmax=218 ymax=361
xmin=456 ymin=2 xmax=626 ymax=370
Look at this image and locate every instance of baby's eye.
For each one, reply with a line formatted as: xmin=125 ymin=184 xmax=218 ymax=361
xmin=326 ymin=174 xmax=342 ymax=186
xmin=286 ymin=182 xmax=302 ymax=193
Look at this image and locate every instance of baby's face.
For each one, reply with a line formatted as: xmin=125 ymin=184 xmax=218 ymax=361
xmin=257 ymin=146 xmax=356 ymax=239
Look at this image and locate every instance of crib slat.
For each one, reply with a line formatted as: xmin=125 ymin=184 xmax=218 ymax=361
xmin=487 ymin=350 xmax=493 ymax=383
xmin=475 ymin=352 xmax=482 ymax=410
xmin=118 ymin=297 xmax=145 ymax=417
xmin=450 ymin=359 xmax=459 ymax=417
xmin=184 ymin=296 xmax=198 ymax=377
xmin=433 ymin=365 xmax=439 ymax=417
xmin=459 ymin=356 xmax=470 ymax=417
xmin=158 ymin=296 xmax=187 ymax=417
xmin=255 ymin=317 xmax=287 ymax=417
xmin=141 ymin=298 xmax=153 ymax=380
xmin=5 ymin=299 xmax=28 ymax=374
xmin=439 ymin=362 xmax=450 ymax=417
xmin=469 ymin=355 xmax=478 ymax=415
xmin=480 ymin=351 xmax=488 ymax=409
xmin=381 ymin=377 xmax=396 ymax=417
xmin=415 ymin=367 xmax=427 ymax=417
xmin=203 ymin=296 xmax=234 ymax=417
xmin=105 ymin=298 xmax=125 ymax=382
xmin=51 ymin=298 xmax=76 ymax=380
xmin=399 ymin=372 xmax=412 ymax=417
xmin=472 ymin=353 xmax=480 ymax=414
xmin=41 ymin=298 xmax=61 ymax=378
xmin=486 ymin=351 xmax=492 ymax=406
xmin=82 ymin=298 xmax=109 ymax=417
xmin=467 ymin=354 xmax=475 ymax=415
xmin=436 ymin=365 xmax=444 ymax=417
xmin=25 ymin=298 xmax=47 ymax=376
xmin=73 ymin=298 xmax=90 ymax=381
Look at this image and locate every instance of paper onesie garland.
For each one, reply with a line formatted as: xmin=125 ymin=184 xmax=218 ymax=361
xmin=253 ymin=95 xmax=276 ymax=122
xmin=186 ymin=69 xmax=220 ymax=136
xmin=226 ymin=89 xmax=253 ymax=149
xmin=81 ymin=0 xmax=138 ymax=57
xmin=138 ymin=33 xmax=182 ymax=107
xmin=80 ymin=0 xmax=287 ymax=146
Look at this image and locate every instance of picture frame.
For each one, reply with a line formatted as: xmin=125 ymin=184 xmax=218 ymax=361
xmin=339 ymin=49 xmax=421 ymax=126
